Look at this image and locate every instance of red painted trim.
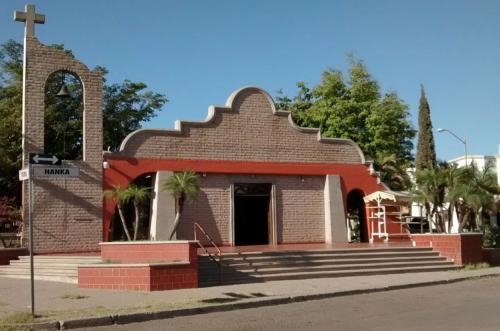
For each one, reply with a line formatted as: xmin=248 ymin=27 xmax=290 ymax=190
xmin=102 ymin=157 xmax=385 ymax=242
xmin=103 ymin=157 xmax=370 ymax=176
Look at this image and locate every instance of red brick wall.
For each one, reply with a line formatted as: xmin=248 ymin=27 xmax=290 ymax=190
xmin=100 ymin=241 xmax=198 ymax=264
xmin=412 ymin=234 xmax=483 ymax=265
xmin=78 ymin=241 xmax=198 ymax=291
xmin=78 ymin=263 xmax=197 ymax=291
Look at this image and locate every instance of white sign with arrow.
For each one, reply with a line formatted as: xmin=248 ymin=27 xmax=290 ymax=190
xmin=29 ymin=153 xmax=61 ymax=165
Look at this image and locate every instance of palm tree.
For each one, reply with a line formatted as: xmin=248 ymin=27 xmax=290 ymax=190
xmin=103 ymin=184 xmax=150 ymax=241
xmin=412 ymin=161 xmax=499 ymax=234
xmin=412 ymin=164 xmax=447 ymax=233
xmin=103 ymin=185 xmax=132 ymax=241
xmin=161 ymin=171 xmax=199 ymax=240
xmin=441 ymin=163 xmax=461 ymax=232
xmin=451 ymin=163 xmax=499 ymax=232
xmin=123 ymin=185 xmax=150 ymax=240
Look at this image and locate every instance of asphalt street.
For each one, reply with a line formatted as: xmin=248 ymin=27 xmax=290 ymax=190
xmin=76 ymin=276 xmax=500 ymax=331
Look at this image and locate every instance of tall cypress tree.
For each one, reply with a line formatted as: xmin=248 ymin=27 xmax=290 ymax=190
xmin=415 ymin=84 xmax=437 ymax=170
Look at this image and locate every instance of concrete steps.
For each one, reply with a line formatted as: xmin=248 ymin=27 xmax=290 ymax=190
xmin=0 ymin=255 xmax=101 ymax=284
xmin=198 ymin=247 xmax=457 ymax=287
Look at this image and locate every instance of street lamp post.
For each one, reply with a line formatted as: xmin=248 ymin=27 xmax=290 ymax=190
xmin=437 ymin=128 xmax=468 ymax=166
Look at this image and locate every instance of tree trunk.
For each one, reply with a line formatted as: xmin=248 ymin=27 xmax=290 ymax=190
xmin=459 ymin=209 xmax=471 ymax=233
xmin=425 ymin=202 xmax=433 ymax=233
xmin=168 ymin=212 xmax=181 ymax=240
xmin=168 ymin=195 xmax=185 ymax=240
xmin=133 ymin=201 xmax=140 ymax=241
xmin=117 ymin=203 xmax=132 ymax=241
xmin=431 ymin=204 xmax=444 ymax=233
xmin=447 ymin=204 xmax=454 ymax=233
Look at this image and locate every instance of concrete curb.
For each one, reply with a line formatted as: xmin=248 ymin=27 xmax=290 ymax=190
xmin=16 ymin=272 xmax=500 ymax=330
xmin=1 ymin=320 xmax=60 ymax=330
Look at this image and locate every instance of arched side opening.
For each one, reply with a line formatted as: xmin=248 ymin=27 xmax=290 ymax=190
xmin=44 ymin=70 xmax=83 ymax=160
xmin=347 ymin=189 xmax=368 ymax=243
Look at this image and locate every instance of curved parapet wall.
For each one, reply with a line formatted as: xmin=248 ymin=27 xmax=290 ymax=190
xmin=119 ymin=87 xmax=365 ymax=165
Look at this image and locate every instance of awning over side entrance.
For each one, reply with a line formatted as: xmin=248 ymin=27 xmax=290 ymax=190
xmin=363 ymin=190 xmax=412 ymax=204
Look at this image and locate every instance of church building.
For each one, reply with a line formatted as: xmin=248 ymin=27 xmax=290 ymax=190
xmin=103 ymin=86 xmax=386 ymax=247
xmin=14 ymin=3 xmax=389 ymax=253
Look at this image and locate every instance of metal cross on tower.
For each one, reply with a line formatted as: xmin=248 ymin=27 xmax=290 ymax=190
xmin=14 ymin=4 xmax=45 ymax=38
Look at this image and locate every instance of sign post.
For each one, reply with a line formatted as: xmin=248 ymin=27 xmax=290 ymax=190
xmin=27 ymin=161 xmax=34 ymax=316
xmin=20 ymin=153 xmax=78 ymax=317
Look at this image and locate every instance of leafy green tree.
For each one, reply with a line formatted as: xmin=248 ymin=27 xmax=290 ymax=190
xmin=161 ymin=171 xmax=199 ymax=240
xmin=415 ymin=85 xmax=436 ymax=170
xmin=376 ymin=154 xmax=412 ymax=191
xmin=0 ymin=39 xmax=167 ymax=200
xmin=276 ymin=56 xmax=415 ymax=189
xmin=0 ymin=40 xmax=23 ymax=199
xmin=95 ymin=66 xmax=167 ymax=151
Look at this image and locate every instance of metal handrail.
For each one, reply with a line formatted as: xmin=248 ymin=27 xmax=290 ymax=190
xmin=194 ymin=222 xmax=223 ymax=283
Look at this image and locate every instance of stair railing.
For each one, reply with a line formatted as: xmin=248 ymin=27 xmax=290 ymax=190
xmin=194 ymin=222 xmax=223 ymax=283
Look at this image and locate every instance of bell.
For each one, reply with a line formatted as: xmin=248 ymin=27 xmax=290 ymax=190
xmin=56 ymin=83 xmax=70 ymax=98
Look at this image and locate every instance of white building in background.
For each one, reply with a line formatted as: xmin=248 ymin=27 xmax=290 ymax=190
xmin=449 ymin=154 xmax=500 ymax=186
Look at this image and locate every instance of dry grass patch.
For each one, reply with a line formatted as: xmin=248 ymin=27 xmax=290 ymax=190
xmin=0 ymin=312 xmax=47 ymax=331
xmin=58 ymin=293 xmax=89 ymax=300
xmin=461 ymin=262 xmax=490 ymax=271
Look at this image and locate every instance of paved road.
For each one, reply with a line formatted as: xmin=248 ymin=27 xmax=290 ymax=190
xmin=78 ymin=277 xmax=500 ymax=331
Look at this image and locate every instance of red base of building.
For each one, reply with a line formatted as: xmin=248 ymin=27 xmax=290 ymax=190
xmin=78 ymin=241 xmax=198 ymax=291
xmin=0 ymin=248 xmax=27 ymax=265
xmin=482 ymin=248 xmax=500 ymax=266
xmin=412 ymin=233 xmax=483 ymax=265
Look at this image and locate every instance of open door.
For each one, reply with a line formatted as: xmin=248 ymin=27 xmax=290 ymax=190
xmin=233 ymin=183 xmax=273 ymax=246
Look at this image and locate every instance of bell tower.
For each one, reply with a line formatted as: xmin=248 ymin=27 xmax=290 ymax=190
xmin=15 ymin=4 xmax=103 ymax=253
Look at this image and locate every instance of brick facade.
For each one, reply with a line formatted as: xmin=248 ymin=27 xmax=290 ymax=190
xmin=118 ymin=87 xmax=364 ymax=165
xmin=22 ymin=37 xmax=103 ymax=253
xmin=177 ymin=174 xmax=325 ymax=245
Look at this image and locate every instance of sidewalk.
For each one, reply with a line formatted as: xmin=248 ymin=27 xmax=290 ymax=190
xmin=1 ymin=267 xmax=500 ymax=329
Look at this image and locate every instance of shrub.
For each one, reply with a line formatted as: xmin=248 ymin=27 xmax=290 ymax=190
xmin=482 ymin=224 xmax=500 ymax=248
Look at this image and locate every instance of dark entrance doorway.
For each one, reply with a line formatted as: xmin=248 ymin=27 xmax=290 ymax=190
xmin=234 ymin=183 xmax=272 ymax=246
xmin=347 ymin=190 xmax=368 ymax=243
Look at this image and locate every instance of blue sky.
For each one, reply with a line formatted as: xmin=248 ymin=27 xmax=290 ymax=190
xmin=1 ymin=0 xmax=499 ymax=161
